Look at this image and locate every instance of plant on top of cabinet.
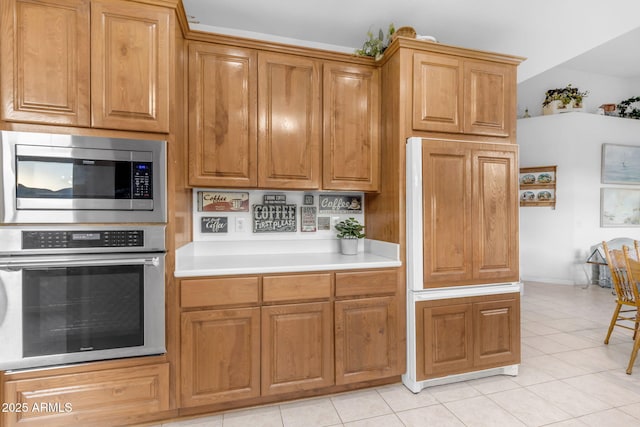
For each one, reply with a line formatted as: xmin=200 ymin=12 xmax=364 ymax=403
xmin=355 ymin=23 xmax=395 ymax=60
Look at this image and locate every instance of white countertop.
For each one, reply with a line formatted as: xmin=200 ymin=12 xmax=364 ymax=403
xmin=175 ymin=239 xmax=401 ymax=277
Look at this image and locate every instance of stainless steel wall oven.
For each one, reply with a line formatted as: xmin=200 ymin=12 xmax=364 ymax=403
xmin=0 ymin=225 xmax=166 ymax=371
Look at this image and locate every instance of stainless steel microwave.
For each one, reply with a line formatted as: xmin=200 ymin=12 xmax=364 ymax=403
xmin=0 ymin=131 xmax=166 ymax=223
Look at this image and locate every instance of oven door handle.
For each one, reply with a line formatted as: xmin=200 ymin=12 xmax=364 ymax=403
xmin=0 ymin=256 xmax=161 ymax=271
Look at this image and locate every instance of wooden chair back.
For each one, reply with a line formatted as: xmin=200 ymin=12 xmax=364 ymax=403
xmin=622 ymin=245 xmax=640 ymax=305
xmin=603 ymin=241 xmax=638 ymax=304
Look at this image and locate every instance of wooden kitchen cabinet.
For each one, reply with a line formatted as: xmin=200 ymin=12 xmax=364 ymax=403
xmin=188 ymin=46 xmax=326 ymax=190
xmin=258 ymin=52 xmax=322 ymax=189
xmin=90 ymin=0 xmax=171 ymax=132
xmin=334 ymin=269 xmax=400 ymax=385
xmin=473 ymin=297 xmax=520 ymax=368
xmin=2 ymin=362 xmax=169 ymax=427
xmin=187 ymin=42 xmax=258 ymax=187
xmin=416 ymin=293 xmax=520 ymax=380
xmin=261 ymin=302 xmax=333 ymax=395
xmin=180 ymin=308 xmax=261 ymax=407
xmin=176 ymin=268 xmax=400 ymax=410
xmin=416 ymin=301 xmax=473 ymax=378
xmin=179 ymin=276 xmax=261 ymax=407
xmin=323 ymin=62 xmax=381 ymax=192
xmin=412 ymin=51 xmax=515 ymax=137
xmin=1 ymin=0 xmax=90 ymax=126
xmin=335 ymin=296 xmax=398 ymax=384
xmin=421 ymin=139 xmax=518 ymax=287
xmin=1 ymin=0 xmax=172 ymax=132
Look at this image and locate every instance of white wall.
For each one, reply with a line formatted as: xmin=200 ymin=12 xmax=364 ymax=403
xmin=518 ymin=113 xmax=640 ymax=285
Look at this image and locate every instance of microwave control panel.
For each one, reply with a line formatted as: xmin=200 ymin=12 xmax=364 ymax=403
xmin=22 ymin=230 xmax=144 ymax=249
xmin=132 ymin=162 xmax=153 ymax=199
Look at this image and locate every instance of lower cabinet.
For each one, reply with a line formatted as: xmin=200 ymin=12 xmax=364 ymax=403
xmin=2 ymin=363 xmax=169 ymax=427
xmin=178 ymin=268 xmax=401 ymax=409
xmin=180 ymin=308 xmax=261 ymax=408
xmin=335 ymin=296 xmax=398 ymax=384
xmin=416 ymin=293 xmax=520 ymax=380
xmin=261 ymin=302 xmax=333 ymax=395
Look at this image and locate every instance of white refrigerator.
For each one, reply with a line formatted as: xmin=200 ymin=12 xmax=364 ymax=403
xmin=402 ymin=137 xmax=521 ymax=393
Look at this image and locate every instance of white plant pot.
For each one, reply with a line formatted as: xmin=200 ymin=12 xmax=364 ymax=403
xmin=340 ymin=238 xmax=359 ymax=255
xmin=543 ymin=99 xmax=584 ymax=115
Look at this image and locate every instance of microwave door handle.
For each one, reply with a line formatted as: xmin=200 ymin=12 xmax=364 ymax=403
xmin=0 ymin=256 xmax=160 ymax=271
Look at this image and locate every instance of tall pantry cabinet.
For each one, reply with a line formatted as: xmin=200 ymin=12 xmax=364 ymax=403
xmin=366 ymin=37 xmax=524 ymax=386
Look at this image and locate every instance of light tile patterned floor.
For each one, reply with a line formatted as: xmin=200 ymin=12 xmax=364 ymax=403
xmin=153 ymin=282 xmax=640 ymax=427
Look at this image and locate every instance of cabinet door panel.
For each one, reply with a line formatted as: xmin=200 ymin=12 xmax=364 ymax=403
xmin=188 ymin=43 xmax=257 ymax=187
xmin=91 ymin=0 xmax=171 ymax=132
xmin=180 ymin=308 xmax=260 ymax=407
xmin=335 ymin=296 xmax=398 ymax=384
xmin=1 ymin=0 xmax=90 ymax=125
xmin=417 ymin=302 xmax=473 ymax=380
xmin=412 ymin=53 xmax=462 ymax=133
xmin=464 ymin=61 xmax=513 ymax=137
xmin=2 ymin=363 xmax=169 ymax=427
xmin=258 ymin=52 xmax=321 ymax=189
xmin=473 ymin=295 xmax=520 ymax=368
xmin=472 ymin=147 xmax=519 ymax=282
xmin=323 ymin=62 xmax=380 ymax=191
xmin=422 ymin=141 xmax=472 ymax=287
xmin=262 ymin=302 xmax=333 ymax=395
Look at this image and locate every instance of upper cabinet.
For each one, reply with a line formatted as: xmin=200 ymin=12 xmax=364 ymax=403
xmin=188 ymin=41 xmax=380 ymax=191
xmin=0 ymin=0 xmax=172 ymax=133
xmin=323 ymin=62 xmax=380 ymax=192
xmin=258 ymin=52 xmax=322 ymax=189
xmin=412 ymin=50 xmax=516 ymax=138
xmin=90 ymin=0 xmax=171 ymax=132
xmin=188 ymin=42 xmax=258 ymax=187
xmin=1 ymin=0 xmax=90 ymax=126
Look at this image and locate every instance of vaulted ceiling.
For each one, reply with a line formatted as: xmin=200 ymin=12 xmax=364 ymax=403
xmin=183 ymin=0 xmax=640 ymax=82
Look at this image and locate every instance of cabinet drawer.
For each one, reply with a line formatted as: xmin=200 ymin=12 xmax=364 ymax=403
xmin=181 ymin=277 xmax=259 ymax=308
xmin=335 ymin=269 xmax=397 ymax=297
xmin=263 ymin=274 xmax=331 ymax=303
xmin=2 ymin=363 xmax=169 ymax=427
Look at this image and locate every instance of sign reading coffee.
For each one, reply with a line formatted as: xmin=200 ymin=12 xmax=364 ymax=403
xmin=197 ymin=191 xmax=249 ymax=212
xmin=318 ymin=194 xmax=362 ymax=214
xmin=201 ymin=216 xmax=228 ymax=233
xmin=253 ymin=204 xmax=297 ymax=233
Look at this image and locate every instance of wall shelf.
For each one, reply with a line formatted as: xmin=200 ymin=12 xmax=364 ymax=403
xmin=519 ymin=165 xmax=557 ymax=208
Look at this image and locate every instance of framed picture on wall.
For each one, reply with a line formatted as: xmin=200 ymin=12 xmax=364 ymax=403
xmin=601 ymin=188 xmax=640 ymax=227
xmin=602 ymin=143 xmax=640 ymax=184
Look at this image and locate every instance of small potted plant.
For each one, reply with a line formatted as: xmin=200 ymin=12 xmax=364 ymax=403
xmin=542 ymin=84 xmax=589 ymax=115
xmin=617 ymin=96 xmax=640 ymax=119
xmin=335 ymin=217 xmax=365 ymax=255
xmin=355 ymin=24 xmax=395 ymax=60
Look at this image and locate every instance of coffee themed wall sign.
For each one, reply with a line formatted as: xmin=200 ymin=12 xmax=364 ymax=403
xmin=200 ymin=217 xmax=228 ymax=233
xmin=301 ymin=206 xmax=317 ymax=232
xmin=253 ymin=194 xmax=297 ymax=232
xmin=318 ymin=194 xmax=362 ymax=214
xmin=198 ymin=191 xmax=249 ymax=212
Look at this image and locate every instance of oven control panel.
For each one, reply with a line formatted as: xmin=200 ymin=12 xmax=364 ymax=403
xmin=22 ymin=230 xmax=144 ymax=249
